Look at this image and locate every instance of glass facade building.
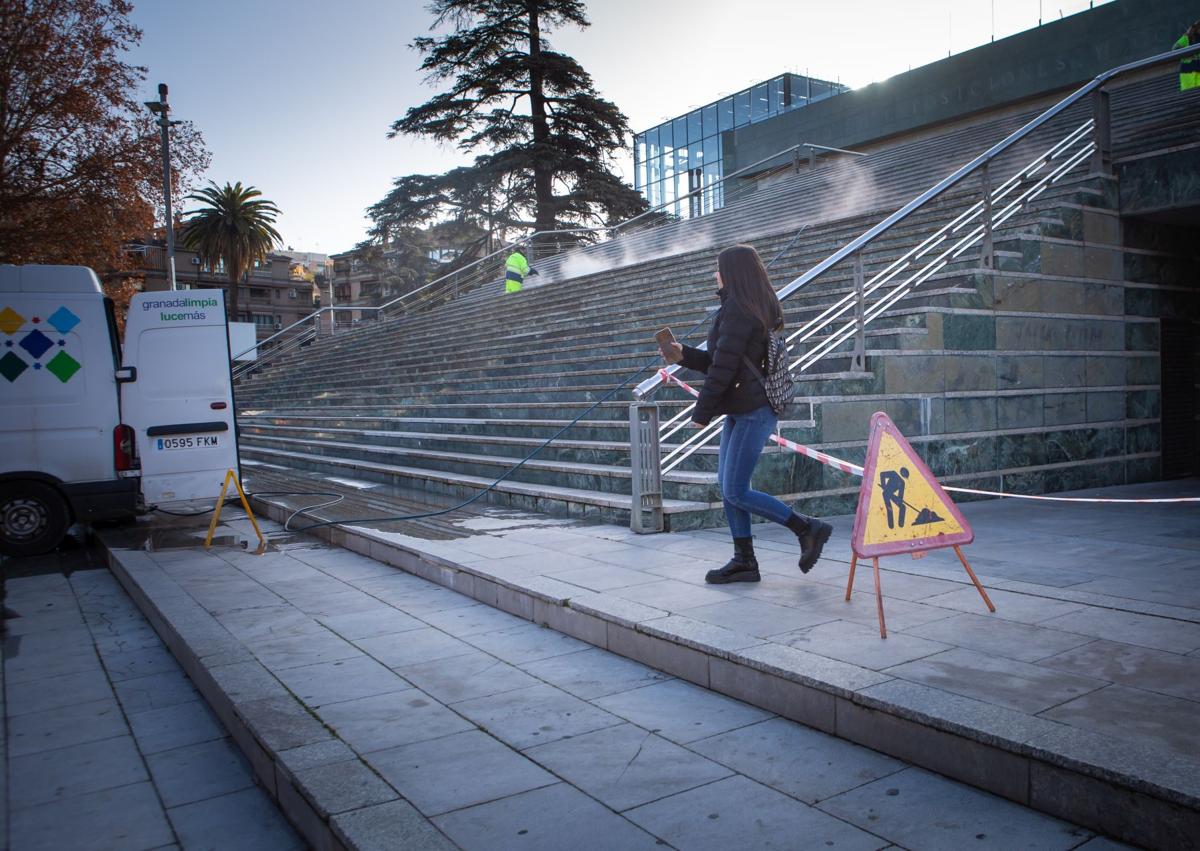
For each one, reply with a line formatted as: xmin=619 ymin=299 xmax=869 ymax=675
xmin=633 ymin=73 xmax=848 ymax=219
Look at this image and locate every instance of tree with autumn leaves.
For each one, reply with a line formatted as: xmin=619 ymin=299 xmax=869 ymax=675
xmin=0 ymin=0 xmax=209 ymax=319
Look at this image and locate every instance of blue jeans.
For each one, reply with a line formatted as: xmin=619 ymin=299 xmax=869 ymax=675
xmin=717 ymin=404 xmax=794 ymax=538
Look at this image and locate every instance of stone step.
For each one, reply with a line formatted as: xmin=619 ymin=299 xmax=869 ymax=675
xmin=237 ymin=417 xmax=821 ymax=471
xmin=239 ymin=444 xmax=712 ymax=527
xmin=244 ymin=270 xmax=967 ymax=389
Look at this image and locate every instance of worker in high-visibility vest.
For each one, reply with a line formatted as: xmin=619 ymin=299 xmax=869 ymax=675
xmin=1174 ymin=19 xmax=1200 ymax=92
xmin=505 ymin=249 xmax=536 ymax=293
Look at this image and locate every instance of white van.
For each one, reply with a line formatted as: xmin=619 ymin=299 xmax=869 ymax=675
xmin=0 ymin=265 xmax=239 ymax=556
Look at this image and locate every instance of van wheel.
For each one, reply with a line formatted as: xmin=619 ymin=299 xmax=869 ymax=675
xmin=0 ymin=482 xmax=72 ymax=557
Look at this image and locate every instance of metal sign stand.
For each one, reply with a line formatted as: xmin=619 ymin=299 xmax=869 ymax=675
xmin=848 ymin=413 xmax=995 ymax=637
xmin=204 ymin=469 xmax=267 ymax=554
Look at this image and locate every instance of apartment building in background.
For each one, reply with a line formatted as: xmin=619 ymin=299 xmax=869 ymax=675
xmin=134 ymin=237 xmax=318 ymax=341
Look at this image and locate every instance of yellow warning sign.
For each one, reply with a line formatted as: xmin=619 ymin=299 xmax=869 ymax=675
xmin=852 ymin=412 xmax=973 ymax=557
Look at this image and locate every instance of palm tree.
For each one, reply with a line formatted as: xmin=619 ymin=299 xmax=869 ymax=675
xmin=181 ymin=182 xmax=283 ymax=323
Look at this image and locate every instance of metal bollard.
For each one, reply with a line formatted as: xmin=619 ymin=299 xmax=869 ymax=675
xmin=629 ymin=402 xmax=664 ymax=533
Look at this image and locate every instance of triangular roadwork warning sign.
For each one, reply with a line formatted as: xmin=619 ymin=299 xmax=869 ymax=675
xmin=852 ymin=412 xmax=973 ymax=558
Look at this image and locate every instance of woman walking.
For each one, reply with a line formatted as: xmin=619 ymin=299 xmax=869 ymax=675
xmin=664 ymin=245 xmax=832 ymax=584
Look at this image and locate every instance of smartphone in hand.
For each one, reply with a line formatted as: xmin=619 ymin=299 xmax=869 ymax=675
xmin=655 ymin=328 xmax=682 ymax=363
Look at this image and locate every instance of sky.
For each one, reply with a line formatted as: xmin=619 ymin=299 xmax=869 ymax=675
xmin=126 ymin=0 xmax=1111 ymax=255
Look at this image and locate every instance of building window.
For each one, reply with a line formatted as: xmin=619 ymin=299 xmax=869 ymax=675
xmin=751 ymin=83 xmax=769 ymax=120
xmin=718 ymin=97 xmax=734 ymax=132
xmin=633 ymin=73 xmax=847 ymax=219
xmin=734 ymin=91 xmax=750 ymax=126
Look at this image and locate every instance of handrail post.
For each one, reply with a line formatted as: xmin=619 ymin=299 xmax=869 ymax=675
xmin=852 ymin=250 xmax=866 ymax=372
xmin=980 ymin=162 xmax=994 ymax=269
xmin=1091 ymin=87 xmax=1112 ymax=175
xmin=808 ymin=144 xmax=817 ymax=172
xmin=629 ymin=402 xmax=664 ymax=533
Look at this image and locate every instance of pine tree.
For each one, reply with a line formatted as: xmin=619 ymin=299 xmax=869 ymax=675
xmin=369 ymin=0 xmax=645 ymax=247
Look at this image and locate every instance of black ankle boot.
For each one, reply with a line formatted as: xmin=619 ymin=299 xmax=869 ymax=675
xmin=705 ymin=537 xmax=761 ymax=584
xmin=785 ymin=514 xmax=832 ymax=574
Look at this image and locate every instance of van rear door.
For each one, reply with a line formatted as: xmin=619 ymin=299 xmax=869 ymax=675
xmin=121 ymin=290 xmax=238 ymax=505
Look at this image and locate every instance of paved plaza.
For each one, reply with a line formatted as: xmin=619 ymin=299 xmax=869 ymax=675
xmin=2 ymin=544 xmax=304 ymax=851
xmin=7 ymin=474 xmax=1194 ymax=849
xmin=93 ymin=478 xmax=1200 ymax=849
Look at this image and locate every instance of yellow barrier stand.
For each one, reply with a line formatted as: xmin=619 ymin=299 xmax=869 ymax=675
xmin=204 ymin=469 xmax=267 ymax=554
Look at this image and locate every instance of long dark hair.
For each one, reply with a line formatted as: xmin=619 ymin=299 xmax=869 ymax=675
xmin=718 ymin=244 xmax=783 ymax=332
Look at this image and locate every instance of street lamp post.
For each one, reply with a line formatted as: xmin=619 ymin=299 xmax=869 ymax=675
xmin=145 ymin=83 xmax=181 ymax=291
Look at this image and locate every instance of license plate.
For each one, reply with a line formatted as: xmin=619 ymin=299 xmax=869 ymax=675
xmin=156 ymin=435 xmax=221 ymax=451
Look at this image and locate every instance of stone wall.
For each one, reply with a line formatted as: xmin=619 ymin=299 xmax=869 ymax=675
xmin=755 ymin=174 xmax=1199 ymax=519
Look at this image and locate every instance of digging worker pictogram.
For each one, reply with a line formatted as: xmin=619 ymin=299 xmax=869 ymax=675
xmin=878 ymin=467 xmax=910 ymax=529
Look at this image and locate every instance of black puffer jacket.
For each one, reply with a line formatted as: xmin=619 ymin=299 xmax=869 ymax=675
xmin=678 ymin=290 xmax=769 ymax=425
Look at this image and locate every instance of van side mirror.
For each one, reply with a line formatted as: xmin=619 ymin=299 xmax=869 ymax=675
xmin=115 ymin=366 xmax=137 ymax=383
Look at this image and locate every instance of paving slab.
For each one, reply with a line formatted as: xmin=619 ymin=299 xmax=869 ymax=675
xmin=433 ymin=782 xmax=662 ymax=851
xmin=524 ymin=723 xmax=733 ymax=811
xmin=8 ymin=780 xmax=176 ymax=851
xmin=884 ymin=647 xmax=1109 ymax=715
xmin=146 ymin=738 xmax=255 ymax=808
xmin=1038 ymin=683 xmax=1200 ymax=756
xmin=167 ymin=787 xmax=307 ymax=851
xmin=272 ymin=653 xmax=410 ymax=708
xmin=776 ymin=618 xmax=951 ymax=669
xmin=461 ymin=621 xmax=592 ymax=664
xmin=921 ymin=586 xmax=1088 ymax=624
xmin=3 ymin=639 xmax=102 ymax=685
xmin=904 ymin=611 xmax=1095 ymax=663
xmin=680 ymin=596 xmax=840 ymax=637
xmin=368 ymin=729 xmax=557 ymax=816
xmin=1037 ymin=607 xmax=1200 ymax=654
xmin=316 ymin=688 xmax=475 ymax=754
xmin=5 ymin=666 xmax=114 ymax=716
xmin=8 ymin=696 xmax=129 ymax=757
xmin=1036 ymin=639 xmax=1200 ymax=702
xmin=450 ymin=682 xmax=623 ymax=749
xmin=127 ymin=698 xmax=226 ymax=755
xmin=418 ymin=600 xmax=533 ymax=636
xmin=316 ymin=605 xmax=424 ymax=640
xmin=519 ymin=646 xmax=672 ymax=699
xmin=397 ymin=648 xmax=541 ymax=703
xmin=355 ymin=625 xmax=475 ymax=668
xmin=625 ymin=774 xmax=887 ymax=851
xmin=8 ymin=734 xmax=149 ymax=810
xmin=817 ymin=767 xmax=1090 ymax=850
xmin=688 ymin=717 xmax=907 ymax=805
xmin=592 ymin=679 xmax=773 ymax=744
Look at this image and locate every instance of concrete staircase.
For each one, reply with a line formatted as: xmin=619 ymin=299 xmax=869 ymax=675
xmin=235 ymin=71 xmax=1197 ymax=529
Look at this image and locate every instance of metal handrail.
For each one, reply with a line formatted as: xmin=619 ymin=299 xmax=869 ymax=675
xmin=634 ymin=41 xmax=1200 ymax=401
xmin=232 ymin=137 xmax=865 ymax=367
xmin=232 ymin=324 xmax=317 ymax=380
xmin=657 ymin=124 xmax=1096 ymax=472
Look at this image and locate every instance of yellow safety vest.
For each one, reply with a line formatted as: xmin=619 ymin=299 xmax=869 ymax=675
xmin=505 ymin=252 xmax=529 ymax=293
xmin=1175 ymin=34 xmax=1199 ymax=92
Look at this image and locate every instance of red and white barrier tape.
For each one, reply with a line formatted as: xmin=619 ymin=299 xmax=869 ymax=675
xmin=656 ymin=370 xmax=1200 ymax=504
